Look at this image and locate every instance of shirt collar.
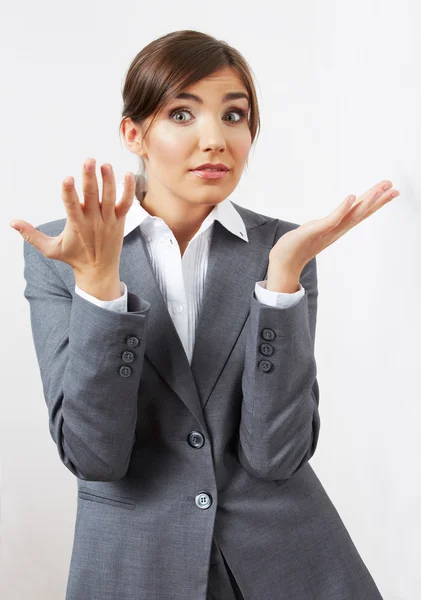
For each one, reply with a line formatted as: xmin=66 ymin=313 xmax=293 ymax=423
xmin=119 ymin=181 xmax=249 ymax=243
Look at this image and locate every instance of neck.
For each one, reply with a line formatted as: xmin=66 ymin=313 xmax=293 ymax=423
xmin=137 ymin=187 xmax=216 ymax=247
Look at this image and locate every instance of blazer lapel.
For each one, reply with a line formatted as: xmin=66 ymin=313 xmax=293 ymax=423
xmin=91 ymin=203 xmax=276 ymax=429
xmin=119 ymin=227 xmax=207 ymax=429
xmin=190 ymin=212 xmax=274 ymax=411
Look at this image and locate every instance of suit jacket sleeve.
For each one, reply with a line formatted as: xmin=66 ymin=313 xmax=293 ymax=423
xmin=238 ymin=245 xmax=320 ymax=484
xmin=23 ymin=233 xmax=150 ymax=482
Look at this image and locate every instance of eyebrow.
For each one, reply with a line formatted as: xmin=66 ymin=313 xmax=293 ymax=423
xmin=174 ymin=92 xmax=250 ymax=104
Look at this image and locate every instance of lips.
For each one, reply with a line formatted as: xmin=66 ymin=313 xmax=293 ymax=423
xmin=191 ymin=163 xmax=229 ymax=171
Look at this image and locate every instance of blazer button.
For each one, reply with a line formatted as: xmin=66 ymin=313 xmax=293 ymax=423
xmin=259 ymin=343 xmax=274 ymax=356
xmin=126 ymin=335 xmax=139 ymax=348
xmin=195 ymin=492 xmax=212 ymax=509
xmin=187 ymin=431 xmax=205 ymax=448
xmin=261 ymin=328 xmax=275 ymax=341
xmin=119 ymin=365 xmax=132 ymax=378
xmin=122 ymin=350 xmax=135 ymax=363
xmin=258 ymin=360 xmax=273 ymax=373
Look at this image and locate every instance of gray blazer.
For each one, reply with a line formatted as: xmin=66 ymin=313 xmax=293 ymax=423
xmin=23 ymin=202 xmax=384 ymax=599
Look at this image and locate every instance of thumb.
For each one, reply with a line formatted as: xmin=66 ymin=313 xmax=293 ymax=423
xmin=9 ymin=220 xmax=52 ymax=256
xmin=10 ymin=219 xmax=27 ymax=235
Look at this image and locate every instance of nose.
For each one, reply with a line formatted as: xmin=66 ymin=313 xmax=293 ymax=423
xmin=198 ymin=118 xmax=227 ymax=153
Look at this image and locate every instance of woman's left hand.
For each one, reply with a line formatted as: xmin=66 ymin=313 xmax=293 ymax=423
xmin=268 ymin=179 xmax=400 ymax=277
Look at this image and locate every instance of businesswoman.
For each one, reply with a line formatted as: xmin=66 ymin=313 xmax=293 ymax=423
xmin=11 ymin=29 xmax=399 ymax=600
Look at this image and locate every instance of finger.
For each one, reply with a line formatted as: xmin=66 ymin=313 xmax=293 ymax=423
xmin=99 ymin=163 xmax=117 ymax=220
xmin=341 ymin=185 xmax=399 ymax=228
xmin=9 ymin=220 xmax=57 ymax=257
xmin=319 ymin=194 xmax=356 ymax=238
xmin=325 ymin=186 xmax=400 ymax=243
xmin=332 ymin=194 xmax=357 ymax=217
xmin=311 ymin=182 xmax=399 ymax=252
xmin=115 ymin=172 xmax=136 ymax=220
xmin=82 ymin=158 xmax=100 ymax=217
xmin=327 ymin=180 xmax=395 ymax=231
xmin=61 ymin=176 xmax=84 ymax=222
xmin=351 ymin=180 xmax=393 ymax=212
xmin=353 ymin=187 xmax=400 ymax=226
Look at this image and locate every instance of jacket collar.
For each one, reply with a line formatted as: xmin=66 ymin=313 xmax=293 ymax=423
xmin=119 ymin=181 xmax=249 ymax=243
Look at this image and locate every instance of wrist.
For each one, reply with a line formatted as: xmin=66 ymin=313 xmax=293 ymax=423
xmin=266 ymin=262 xmax=301 ymax=293
xmin=74 ymin=270 xmax=122 ymax=301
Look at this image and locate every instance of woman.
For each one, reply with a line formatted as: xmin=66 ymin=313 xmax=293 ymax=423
xmin=11 ymin=30 xmax=399 ymax=600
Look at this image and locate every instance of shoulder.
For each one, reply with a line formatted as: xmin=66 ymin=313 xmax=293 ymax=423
xmin=230 ymin=200 xmax=301 ymax=237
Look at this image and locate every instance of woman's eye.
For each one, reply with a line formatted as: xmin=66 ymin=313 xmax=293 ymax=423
xmin=226 ymin=111 xmax=242 ymax=122
xmin=169 ymin=107 xmax=246 ymax=123
xmin=170 ymin=109 xmax=191 ymax=122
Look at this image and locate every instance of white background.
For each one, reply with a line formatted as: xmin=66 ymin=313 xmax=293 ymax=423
xmin=1 ymin=1 xmax=420 ymax=598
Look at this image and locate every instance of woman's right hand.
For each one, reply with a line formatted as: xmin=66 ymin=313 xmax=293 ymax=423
xmin=10 ymin=158 xmax=135 ymax=280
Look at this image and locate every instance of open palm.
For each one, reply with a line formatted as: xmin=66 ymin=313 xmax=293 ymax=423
xmin=269 ymin=180 xmax=400 ymax=274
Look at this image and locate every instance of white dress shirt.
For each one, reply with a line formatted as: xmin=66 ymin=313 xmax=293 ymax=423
xmin=75 ymin=182 xmax=305 ymax=364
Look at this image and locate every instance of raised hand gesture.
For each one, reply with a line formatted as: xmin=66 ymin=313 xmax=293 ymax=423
xmin=10 ymin=159 xmax=135 ymax=283
xmin=269 ymin=180 xmax=400 ymax=279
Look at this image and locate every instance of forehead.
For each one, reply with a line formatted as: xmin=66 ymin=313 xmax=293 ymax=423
xmin=177 ymin=67 xmax=248 ymax=101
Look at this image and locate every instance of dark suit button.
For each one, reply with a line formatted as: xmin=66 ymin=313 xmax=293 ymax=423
xmin=195 ymin=492 xmax=212 ymax=509
xmin=122 ymin=350 xmax=135 ymax=363
xmin=126 ymin=335 xmax=139 ymax=348
xmin=258 ymin=360 xmax=273 ymax=373
xmin=261 ymin=328 xmax=275 ymax=341
xmin=259 ymin=343 xmax=273 ymax=356
xmin=119 ymin=365 xmax=132 ymax=378
xmin=187 ymin=431 xmax=205 ymax=448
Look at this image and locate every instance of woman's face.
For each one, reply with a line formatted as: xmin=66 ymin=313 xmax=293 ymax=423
xmin=136 ymin=66 xmax=252 ymax=207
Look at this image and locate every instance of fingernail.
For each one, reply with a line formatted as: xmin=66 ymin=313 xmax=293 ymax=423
xmin=85 ymin=159 xmax=95 ymax=172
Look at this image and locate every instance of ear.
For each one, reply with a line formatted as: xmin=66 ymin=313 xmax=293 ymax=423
xmin=120 ymin=117 xmax=147 ymax=157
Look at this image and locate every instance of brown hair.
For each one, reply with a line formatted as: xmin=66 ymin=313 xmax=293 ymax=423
xmin=119 ymin=30 xmax=261 ymax=199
